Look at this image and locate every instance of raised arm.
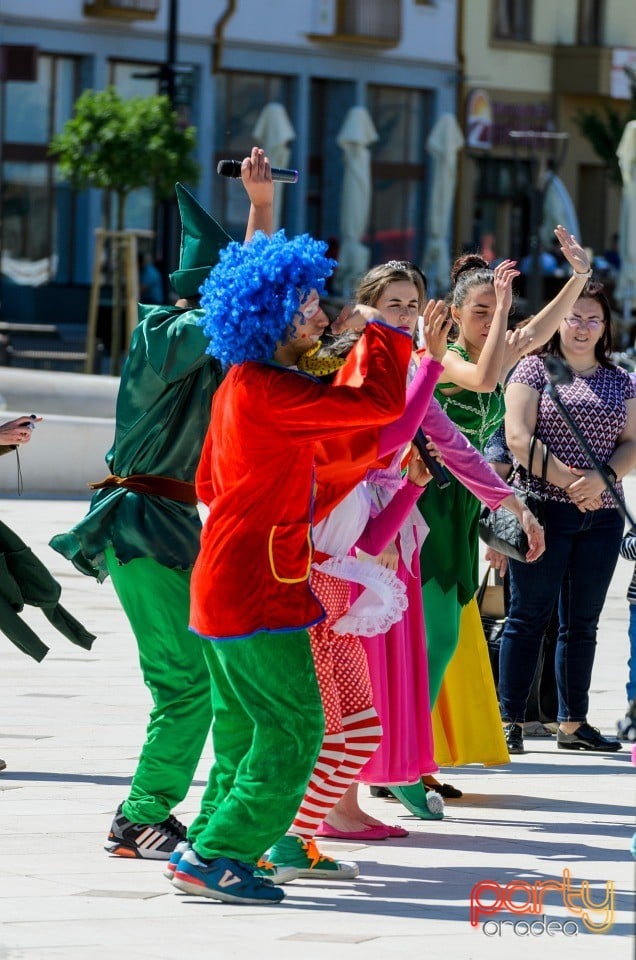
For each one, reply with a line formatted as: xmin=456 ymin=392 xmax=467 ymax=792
xmin=441 ymin=260 xmax=518 ymax=393
xmin=500 ymin=226 xmax=592 ymax=379
xmin=242 ymin=146 xmax=275 ymax=241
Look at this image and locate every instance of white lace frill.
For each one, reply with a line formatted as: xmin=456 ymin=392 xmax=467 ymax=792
xmin=312 ymin=555 xmax=408 ymax=637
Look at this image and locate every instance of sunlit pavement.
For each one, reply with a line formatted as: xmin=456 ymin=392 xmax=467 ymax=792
xmin=0 ymin=484 xmax=634 ymax=960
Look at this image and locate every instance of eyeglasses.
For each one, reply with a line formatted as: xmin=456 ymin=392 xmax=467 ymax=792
xmin=564 ymin=315 xmax=604 ymax=332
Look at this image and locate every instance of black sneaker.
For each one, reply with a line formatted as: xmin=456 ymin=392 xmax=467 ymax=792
xmin=557 ymin=723 xmax=622 ymax=752
xmin=104 ymin=803 xmax=188 ymax=860
xmin=503 ymin=722 xmax=525 ymax=754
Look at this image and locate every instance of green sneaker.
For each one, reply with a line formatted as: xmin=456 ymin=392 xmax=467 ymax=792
xmin=254 ymin=857 xmax=299 ymax=885
xmin=266 ymin=834 xmax=359 ymax=880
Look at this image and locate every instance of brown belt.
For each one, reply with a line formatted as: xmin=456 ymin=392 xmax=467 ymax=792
xmin=88 ymin=473 xmax=198 ymax=505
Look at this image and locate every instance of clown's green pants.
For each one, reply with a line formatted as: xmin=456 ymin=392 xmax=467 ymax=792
xmin=105 ymin=547 xmax=212 ymax=824
xmin=423 ymin=579 xmax=463 ymax=708
xmin=188 ymin=628 xmax=324 ymax=864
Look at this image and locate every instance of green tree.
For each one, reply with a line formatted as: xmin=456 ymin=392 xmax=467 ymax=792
xmin=49 ymin=86 xmax=199 ymax=229
xmin=49 ymin=87 xmax=199 ymax=373
xmin=574 ymin=68 xmax=636 ymax=185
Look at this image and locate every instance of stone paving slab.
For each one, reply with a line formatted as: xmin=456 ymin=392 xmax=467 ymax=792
xmin=0 ymin=494 xmax=634 ymax=959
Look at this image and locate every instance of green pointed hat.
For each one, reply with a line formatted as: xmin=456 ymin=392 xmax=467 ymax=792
xmin=169 ymin=182 xmax=232 ymax=298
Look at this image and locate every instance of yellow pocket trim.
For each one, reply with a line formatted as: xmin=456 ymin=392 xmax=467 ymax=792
xmin=268 ymin=525 xmax=313 ymax=584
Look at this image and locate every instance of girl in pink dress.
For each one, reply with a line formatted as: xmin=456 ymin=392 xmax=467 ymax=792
xmin=315 ymin=262 xmax=542 ymax=833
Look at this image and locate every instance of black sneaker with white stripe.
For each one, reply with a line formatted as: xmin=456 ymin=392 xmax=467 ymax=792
xmin=104 ymin=803 xmax=188 ymax=860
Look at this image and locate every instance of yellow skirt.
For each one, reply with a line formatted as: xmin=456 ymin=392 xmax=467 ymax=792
xmin=432 ymin=597 xmax=510 ymax=767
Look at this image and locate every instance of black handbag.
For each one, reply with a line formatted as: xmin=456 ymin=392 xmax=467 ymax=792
xmin=478 ymin=434 xmax=547 ymax=563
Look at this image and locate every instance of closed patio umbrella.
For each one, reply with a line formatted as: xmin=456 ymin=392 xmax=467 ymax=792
xmin=540 ymin=173 xmax=581 ymax=249
xmin=616 ymin=120 xmax=636 ymax=331
xmin=422 ymin=113 xmax=464 ymax=296
xmin=336 ymin=106 xmax=379 ymax=297
xmin=252 ymin=102 xmax=296 ymax=230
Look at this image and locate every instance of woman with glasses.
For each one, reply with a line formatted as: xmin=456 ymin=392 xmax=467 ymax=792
xmin=417 ymin=227 xmax=595 ymax=790
xmin=499 ymin=281 xmax=636 ymax=754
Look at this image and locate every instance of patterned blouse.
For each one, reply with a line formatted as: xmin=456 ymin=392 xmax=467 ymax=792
xmin=507 ymin=354 xmax=636 ymax=507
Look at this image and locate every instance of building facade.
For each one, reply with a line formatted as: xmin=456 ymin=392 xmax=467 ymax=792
xmin=0 ymin=0 xmax=459 ymax=325
xmin=457 ymin=0 xmax=636 ymax=278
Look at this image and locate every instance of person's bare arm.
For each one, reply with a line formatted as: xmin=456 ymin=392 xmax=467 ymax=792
xmin=441 ymin=260 xmax=518 ymax=393
xmin=242 ymin=147 xmax=274 ymax=241
xmin=500 ymin=226 xmax=592 ymax=379
xmin=504 ymin=381 xmax=577 ymax=495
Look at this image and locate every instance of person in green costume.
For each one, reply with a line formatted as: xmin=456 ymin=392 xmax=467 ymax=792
xmin=418 ymin=226 xmax=593 ymax=794
xmin=50 ymin=148 xmax=274 ymax=859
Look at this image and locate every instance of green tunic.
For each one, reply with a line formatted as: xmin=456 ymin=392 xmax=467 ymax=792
xmin=419 ymin=344 xmax=505 ymax=605
xmin=50 ymin=303 xmax=222 ymax=581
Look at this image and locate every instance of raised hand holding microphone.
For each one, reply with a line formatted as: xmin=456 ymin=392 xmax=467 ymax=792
xmin=217 ymin=158 xmax=298 ymax=184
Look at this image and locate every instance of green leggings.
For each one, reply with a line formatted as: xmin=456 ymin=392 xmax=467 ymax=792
xmin=105 ymin=547 xmax=212 ymax=824
xmin=423 ymin=578 xmax=463 ymax=708
xmin=188 ymin=628 xmax=324 ymax=864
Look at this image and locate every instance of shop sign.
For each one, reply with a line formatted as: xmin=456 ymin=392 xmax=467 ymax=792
xmin=466 ymin=88 xmax=493 ymax=149
xmin=466 ymin=88 xmax=552 ymax=150
xmin=611 ymin=48 xmax=636 ymax=100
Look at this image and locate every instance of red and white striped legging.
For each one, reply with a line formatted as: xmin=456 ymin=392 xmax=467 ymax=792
xmin=290 ymin=567 xmax=382 ymax=839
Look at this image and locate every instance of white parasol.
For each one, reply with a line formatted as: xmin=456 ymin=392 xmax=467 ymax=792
xmin=336 ymin=106 xmax=379 ymax=297
xmin=422 ymin=113 xmax=464 ymax=296
xmin=252 ymin=102 xmax=296 ymax=230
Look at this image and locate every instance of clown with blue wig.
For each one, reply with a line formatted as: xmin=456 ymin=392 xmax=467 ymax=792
xmin=171 ymin=228 xmax=414 ymax=904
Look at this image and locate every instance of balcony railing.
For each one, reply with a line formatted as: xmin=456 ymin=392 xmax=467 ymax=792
xmin=83 ymin=0 xmax=160 ymax=20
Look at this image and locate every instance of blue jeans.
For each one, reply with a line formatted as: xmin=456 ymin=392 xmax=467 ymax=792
xmin=627 ymin=604 xmax=636 ymax=702
xmin=499 ymin=501 xmax=623 ymax=723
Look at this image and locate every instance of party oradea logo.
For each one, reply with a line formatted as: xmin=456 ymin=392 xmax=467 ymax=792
xmin=470 ymin=868 xmax=614 ymax=936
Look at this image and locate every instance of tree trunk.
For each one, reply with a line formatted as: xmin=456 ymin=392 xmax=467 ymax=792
xmin=110 ymin=192 xmax=128 ymax=375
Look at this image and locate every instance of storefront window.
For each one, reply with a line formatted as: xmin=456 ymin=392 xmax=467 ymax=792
xmin=111 ymin=60 xmax=160 ymax=99
xmin=308 ymin=78 xmax=356 ymax=259
xmin=4 ymin=57 xmax=52 ymax=144
xmin=1 ymin=53 xmax=82 ymax=285
xmin=215 ymin=72 xmax=293 ymax=238
xmin=367 ymin=85 xmax=431 ymax=263
xmin=106 ymin=60 xmax=162 ymax=233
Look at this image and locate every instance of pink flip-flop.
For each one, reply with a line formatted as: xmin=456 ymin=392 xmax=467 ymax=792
xmin=316 ymin=821 xmax=389 ymax=841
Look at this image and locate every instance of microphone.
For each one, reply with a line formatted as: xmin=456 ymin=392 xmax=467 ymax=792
xmin=544 ymin=355 xmax=573 ymax=386
xmin=413 ymin=428 xmax=451 ymax=490
xmin=216 ymin=159 xmax=299 ymax=184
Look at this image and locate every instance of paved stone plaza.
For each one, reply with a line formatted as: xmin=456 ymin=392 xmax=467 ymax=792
xmin=0 ymin=490 xmax=634 ymax=959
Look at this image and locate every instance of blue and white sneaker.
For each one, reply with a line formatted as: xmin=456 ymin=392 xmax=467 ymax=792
xmin=172 ymin=849 xmax=284 ymax=904
xmin=163 ymin=840 xmax=190 ymax=880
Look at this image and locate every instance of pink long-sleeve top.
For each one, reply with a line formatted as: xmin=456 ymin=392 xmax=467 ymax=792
xmin=313 ymin=354 xmax=512 ymax=560
xmin=377 ymin=359 xmax=512 ymax=512
xmin=312 ymin=355 xmax=441 ymax=558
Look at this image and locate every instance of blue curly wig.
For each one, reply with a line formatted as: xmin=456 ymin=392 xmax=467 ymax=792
xmin=198 ymin=229 xmax=336 ymax=367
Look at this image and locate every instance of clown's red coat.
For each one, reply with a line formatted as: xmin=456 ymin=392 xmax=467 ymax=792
xmin=191 ymin=321 xmax=412 ymax=640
